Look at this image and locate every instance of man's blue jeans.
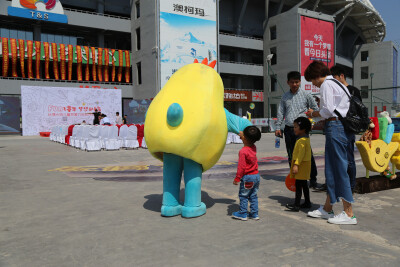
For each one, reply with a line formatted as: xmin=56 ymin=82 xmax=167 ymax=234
xmin=238 ymin=174 xmax=260 ymax=216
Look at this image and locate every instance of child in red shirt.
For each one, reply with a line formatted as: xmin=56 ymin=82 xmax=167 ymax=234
xmin=232 ymin=126 xmax=262 ymax=221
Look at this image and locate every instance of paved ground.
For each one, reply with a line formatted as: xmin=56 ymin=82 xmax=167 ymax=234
xmin=1 ymin=133 xmax=400 ymax=267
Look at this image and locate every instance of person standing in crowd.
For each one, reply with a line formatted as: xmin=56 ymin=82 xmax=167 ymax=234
xmin=305 ymin=61 xmax=357 ymax=225
xmin=275 ymin=71 xmax=319 ymax=188
xmin=123 ymin=115 xmax=128 ymax=124
xmin=115 ymin=112 xmax=123 ymax=125
xmin=232 ymin=126 xmax=262 ymax=221
xmin=88 ymin=109 xmax=102 ymax=125
xmin=286 ymin=117 xmax=313 ymax=212
xmin=315 ymin=66 xmax=361 ymax=192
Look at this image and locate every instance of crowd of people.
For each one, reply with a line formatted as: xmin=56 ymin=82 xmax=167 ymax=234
xmin=86 ymin=110 xmax=129 ymax=126
xmin=232 ymin=61 xmax=360 ymax=225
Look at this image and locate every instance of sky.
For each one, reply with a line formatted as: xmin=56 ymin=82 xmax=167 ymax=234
xmin=369 ymin=0 xmax=400 ymax=45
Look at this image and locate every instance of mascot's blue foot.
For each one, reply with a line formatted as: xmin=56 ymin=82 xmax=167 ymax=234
xmin=182 ymin=202 xmax=206 ymax=218
xmin=161 ymin=204 xmax=182 ymax=217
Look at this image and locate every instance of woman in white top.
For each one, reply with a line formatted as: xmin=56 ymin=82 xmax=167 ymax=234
xmin=304 ymin=61 xmax=357 ymax=225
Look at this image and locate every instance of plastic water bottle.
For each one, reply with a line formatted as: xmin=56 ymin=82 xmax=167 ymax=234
xmin=275 ymin=136 xmax=280 ymax=148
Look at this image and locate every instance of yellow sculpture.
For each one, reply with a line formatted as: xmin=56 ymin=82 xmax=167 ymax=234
xmin=390 ymin=133 xmax=400 ymax=169
xmin=356 ymin=139 xmax=398 ymax=173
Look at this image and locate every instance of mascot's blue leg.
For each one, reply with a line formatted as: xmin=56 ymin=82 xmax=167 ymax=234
xmin=182 ymin=158 xmax=206 ymax=218
xmin=161 ymin=153 xmax=183 ymax=217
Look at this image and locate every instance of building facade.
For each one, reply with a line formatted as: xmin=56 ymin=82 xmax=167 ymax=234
xmin=0 ymin=0 xmax=393 ymax=133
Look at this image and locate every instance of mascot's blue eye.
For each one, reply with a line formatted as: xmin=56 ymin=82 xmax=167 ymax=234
xmin=167 ymin=103 xmax=183 ymax=127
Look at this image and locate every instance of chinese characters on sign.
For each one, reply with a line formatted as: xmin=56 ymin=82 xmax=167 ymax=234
xmin=224 ymin=90 xmax=252 ymax=102
xmin=303 ymin=34 xmax=332 ymax=63
xmin=173 ymin=4 xmax=205 ymax=16
xmin=47 ymin=105 xmax=102 ymax=117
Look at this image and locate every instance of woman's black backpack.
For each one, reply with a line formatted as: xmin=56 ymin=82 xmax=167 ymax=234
xmin=329 ymin=79 xmax=370 ymax=134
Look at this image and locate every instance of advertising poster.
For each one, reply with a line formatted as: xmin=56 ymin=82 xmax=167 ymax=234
xmin=21 ymin=86 xmax=121 ymax=136
xmin=0 ymin=96 xmax=21 ymax=134
xmin=159 ymin=0 xmax=217 ymax=89
xmin=300 ymin=16 xmax=335 ymax=94
xmin=122 ymin=98 xmax=152 ymax=124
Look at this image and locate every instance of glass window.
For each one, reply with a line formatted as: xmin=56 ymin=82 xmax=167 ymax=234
xmin=361 ymin=66 xmax=369 ymax=79
xmin=62 ymin=36 xmax=70 ymax=44
xmin=10 ymin=29 xmax=18 ymax=39
xmin=270 ymin=47 xmax=277 ymax=65
xmin=1 ymin=28 xmax=9 ymax=38
xmin=54 ymin=34 xmax=62 ymax=44
xmin=26 ymin=31 xmax=33 ymax=40
xmin=361 ymin=51 xmax=369 ymax=62
xmin=271 ymin=75 xmax=277 ymax=92
xmin=361 ymin=86 xmax=369 ymax=98
xmin=136 ymin=28 xmax=141 ymax=51
xmin=135 ymin=1 xmax=140 ymax=19
xmin=270 ymin=104 xmax=277 ymax=118
xmin=137 ymin=62 xmax=142 ymax=85
xmin=47 ymin=34 xmax=55 ymax=43
xmin=270 ymin=26 xmax=276 ymax=40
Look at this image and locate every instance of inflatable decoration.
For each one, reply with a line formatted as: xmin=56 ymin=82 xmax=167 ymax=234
xmin=144 ymin=58 xmax=252 ymax=218
xmin=390 ymin=133 xmax=400 ymax=170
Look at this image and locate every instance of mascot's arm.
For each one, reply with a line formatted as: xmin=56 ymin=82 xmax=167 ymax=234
xmin=224 ymin=108 xmax=253 ymax=134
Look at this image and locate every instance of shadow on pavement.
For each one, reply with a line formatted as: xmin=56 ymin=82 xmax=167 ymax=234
xmin=143 ymin=190 xmax=236 ymax=213
xmin=269 ymin=195 xmax=313 ymax=214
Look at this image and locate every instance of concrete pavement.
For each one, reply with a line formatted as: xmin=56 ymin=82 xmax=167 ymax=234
xmin=0 ymin=134 xmax=400 ymax=266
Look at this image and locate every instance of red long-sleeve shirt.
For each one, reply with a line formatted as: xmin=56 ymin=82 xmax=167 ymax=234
xmin=234 ymin=145 xmax=259 ymax=182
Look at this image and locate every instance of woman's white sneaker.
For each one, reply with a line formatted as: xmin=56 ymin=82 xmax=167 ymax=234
xmin=307 ymin=205 xmax=334 ymax=219
xmin=327 ymin=211 xmax=357 ymax=225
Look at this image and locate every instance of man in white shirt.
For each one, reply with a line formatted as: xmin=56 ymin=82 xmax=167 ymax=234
xmin=101 ymin=114 xmax=111 ymax=125
xmin=115 ymin=112 xmax=123 ymax=124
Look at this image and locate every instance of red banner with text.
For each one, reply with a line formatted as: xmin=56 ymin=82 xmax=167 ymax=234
xmin=300 ymin=16 xmax=335 ymax=94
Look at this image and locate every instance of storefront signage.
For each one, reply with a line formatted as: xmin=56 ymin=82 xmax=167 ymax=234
xmin=252 ymin=91 xmax=263 ymax=102
xmin=224 ymin=90 xmax=252 ymax=102
xmin=8 ymin=0 xmax=68 ymax=23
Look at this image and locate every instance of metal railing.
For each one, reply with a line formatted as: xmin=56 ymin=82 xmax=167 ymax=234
xmin=219 ymin=32 xmax=263 ymax=41
xmin=219 ymin=60 xmax=263 ymax=66
xmin=63 ymin=7 xmax=131 ymax=20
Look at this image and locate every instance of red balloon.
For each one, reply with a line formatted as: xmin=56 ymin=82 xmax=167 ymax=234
xmin=285 ymin=174 xmax=296 ymax=192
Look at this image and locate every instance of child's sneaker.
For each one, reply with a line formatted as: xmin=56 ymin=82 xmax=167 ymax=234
xmin=232 ymin=211 xmax=248 ymax=221
xmin=307 ymin=205 xmax=334 ymax=219
xmin=327 ymin=211 xmax=357 ymax=225
xmin=248 ymin=213 xmax=259 ymax=220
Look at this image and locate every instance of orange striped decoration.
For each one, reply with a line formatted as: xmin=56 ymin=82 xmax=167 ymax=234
xmin=97 ymin=47 xmax=103 ymax=82
xmin=18 ymin=39 xmax=25 ymax=78
xmin=111 ymin=49 xmax=116 ymax=82
xmin=2 ymin=38 xmax=9 ymax=77
xmin=59 ymin=43 xmax=66 ymax=80
xmin=44 ymin=42 xmax=50 ymax=79
xmin=84 ymin=46 xmax=90 ymax=81
xmin=34 ymin=41 xmax=41 ymax=79
xmin=68 ymin=44 xmax=73 ymax=80
xmin=76 ymin=45 xmax=82 ymax=81
xmin=51 ymin=43 xmax=59 ymax=79
xmin=10 ymin=39 xmax=17 ymax=77
xmin=27 ymin=40 xmax=33 ymax=78
xmin=124 ymin=50 xmax=130 ymax=83
xmin=91 ymin=46 xmax=96 ymax=81
xmin=117 ymin=49 xmax=123 ymax=82
xmin=104 ymin=48 xmax=109 ymax=82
